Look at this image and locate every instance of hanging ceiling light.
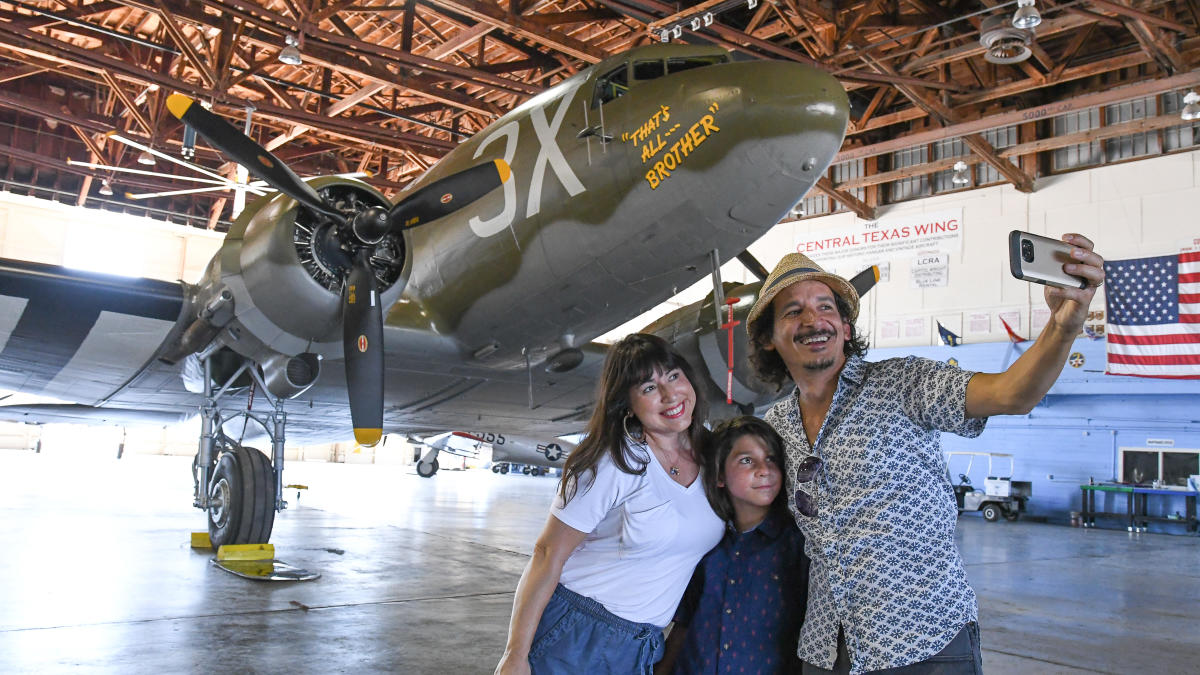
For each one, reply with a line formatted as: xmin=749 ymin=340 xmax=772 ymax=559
xmin=1182 ymin=92 xmax=1200 ymax=121
xmin=136 ymin=149 xmax=156 ymax=166
xmin=1012 ymin=0 xmax=1042 ymax=29
xmin=951 ymin=161 xmax=970 ymax=186
xmin=98 ymin=179 xmax=114 ymax=196
xmin=279 ymin=34 xmax=302 ymax=66
xmin=981 ymin=15 xmax=1033 ymax=64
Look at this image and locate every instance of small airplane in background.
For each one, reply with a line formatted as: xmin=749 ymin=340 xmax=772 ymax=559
xmin=0 ymin=43 xmax=856 ymax=550
xmin=414 ymin=431 xmax=578 ymax=477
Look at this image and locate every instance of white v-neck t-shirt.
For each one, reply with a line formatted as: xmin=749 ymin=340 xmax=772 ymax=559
xmin=551 ymin=440 xmax=724 ymax=627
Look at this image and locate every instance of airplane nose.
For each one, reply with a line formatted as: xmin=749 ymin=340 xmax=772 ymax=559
xmin=720 ymin=61 xmax=849 ymax=227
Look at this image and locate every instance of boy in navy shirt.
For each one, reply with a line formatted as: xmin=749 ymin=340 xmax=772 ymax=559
xmin=658 ymin=416 xmax=809 ymax=674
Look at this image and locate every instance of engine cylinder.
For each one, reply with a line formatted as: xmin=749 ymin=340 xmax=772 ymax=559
xmin=199 ymin=176 xmax=410 ymax=362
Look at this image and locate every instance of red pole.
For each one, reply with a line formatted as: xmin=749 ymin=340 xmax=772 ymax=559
xmin=721 ymin=297 xmax=741 ymax=404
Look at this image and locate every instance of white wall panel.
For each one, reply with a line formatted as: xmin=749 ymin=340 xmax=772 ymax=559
xmin=741 ymin=151 xmax=1199 ymax=349
xmin=0 ymin=191 xmax=223 ymax=283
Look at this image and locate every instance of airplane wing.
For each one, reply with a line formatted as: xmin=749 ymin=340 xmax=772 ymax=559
xmin=0 ymin=258 xmax=609 ymax=443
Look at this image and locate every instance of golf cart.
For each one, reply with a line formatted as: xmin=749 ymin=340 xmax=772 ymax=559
xmin=946 ymin=451 xmax=1032 ymax=522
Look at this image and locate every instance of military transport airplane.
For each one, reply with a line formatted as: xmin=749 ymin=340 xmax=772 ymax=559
xmin=0 ymin=43 xmax=850 ymax=549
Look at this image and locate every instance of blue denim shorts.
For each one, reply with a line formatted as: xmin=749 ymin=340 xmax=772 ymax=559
xmin=528 ymin=584 xmax=665 ymax=674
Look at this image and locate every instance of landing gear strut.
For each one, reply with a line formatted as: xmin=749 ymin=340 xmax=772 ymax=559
xmin=416 ymin=447 xmax=440 ymax=478
xmin=193 ymin=353 xmax=287 ymax=549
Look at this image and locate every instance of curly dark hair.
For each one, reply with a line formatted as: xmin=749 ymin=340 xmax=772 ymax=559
xmin=701 ymin=416 xmax=788 ymax=526
xmin=558 ymin=333 xmax=710 ymax=505
xmin=747 ymin=289 xmax=868 ymax=389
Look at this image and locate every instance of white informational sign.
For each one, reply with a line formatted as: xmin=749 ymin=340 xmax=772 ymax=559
xmin=904 ymin=317 xmax=926 ymax=339
xmin=1146 ymin=439 xmax=1175 ymax=447
xmin=1031 ymin=308 xmax=1052 ymax=332
xmin=967 ymin=312 xmax=991 ymax=334
xmin=880 ymin=320 xmax=900 ymax=340
xmin=795 ymin=208 xmax=963 ymax=275
xmin=911 ymin=250 xmax=949 ymax=288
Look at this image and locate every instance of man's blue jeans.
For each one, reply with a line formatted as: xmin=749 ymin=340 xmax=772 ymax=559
xmin=802 ymin=622 xmax=983 ymax=675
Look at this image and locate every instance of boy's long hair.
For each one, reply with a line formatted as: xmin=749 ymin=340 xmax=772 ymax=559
xmin=702 ymin=416 xmax=788 ymax=526
xmin=558 ymin=333 xmax=710 ymax=505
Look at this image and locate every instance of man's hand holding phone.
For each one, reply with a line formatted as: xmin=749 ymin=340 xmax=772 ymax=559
xmin=1008 ymin=230 xmax=1105 ymax=334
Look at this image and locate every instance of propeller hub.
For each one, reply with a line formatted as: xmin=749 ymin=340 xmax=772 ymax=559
xmin=351 ymin=205 xmax=391 ymax=245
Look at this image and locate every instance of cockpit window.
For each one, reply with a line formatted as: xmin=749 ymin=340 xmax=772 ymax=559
xmin=667 ymin=55 xmax=727 ymax=74
xmin=633 ymin=59 xmax=666 ymax=82
xmin=594 ymin=65 xmax=630 ymax=107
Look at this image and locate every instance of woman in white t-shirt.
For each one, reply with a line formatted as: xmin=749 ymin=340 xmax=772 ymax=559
xmin=495 ymin=333 xmax=724 ymax=675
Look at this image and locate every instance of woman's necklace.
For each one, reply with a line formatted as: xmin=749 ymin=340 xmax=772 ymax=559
xmin=647 ymin=435 xmax=688 ymax=477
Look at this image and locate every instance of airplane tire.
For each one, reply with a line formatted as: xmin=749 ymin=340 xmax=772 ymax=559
xmin=491 ymin=465 xmax=501 ymax=474
xmin=237 ymin=447 xmax=275 ymax=545
xmin=522 ymin=466 xmax=531 ymax=475
xmin=208 ymin=446 xmax=275 ymax=550
xmin=499 ymin=465 xmax=509 ymax=474
xmin=417 ymin=459 xmax=439 ymax=478
xmin=981 ymin=503 xmax=1000 ymax=522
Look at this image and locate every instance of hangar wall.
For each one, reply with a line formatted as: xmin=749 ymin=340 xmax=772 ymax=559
xmin=0 ymin=191 xmax=222 ymax=283
xmin=756 ymin=150 xmax=1199 ymax=348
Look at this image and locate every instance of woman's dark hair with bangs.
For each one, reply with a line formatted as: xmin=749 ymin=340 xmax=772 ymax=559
xmin=702 ymin=416 xmax=787 ymax=525
xmin=559 ymin=333 xmax=710 ymax=505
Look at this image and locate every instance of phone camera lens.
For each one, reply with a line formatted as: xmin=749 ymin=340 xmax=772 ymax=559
xmin=1021 ymin=240 xmax=1034 ymax=263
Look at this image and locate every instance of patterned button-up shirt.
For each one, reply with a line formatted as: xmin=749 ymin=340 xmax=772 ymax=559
xmin=764 ymin=354 xmax=986 ymax=674
xmin=671 ymin=511 xmax=807 ymax=674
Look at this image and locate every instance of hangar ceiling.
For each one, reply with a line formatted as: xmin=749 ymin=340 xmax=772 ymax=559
xmin=0 ymin=0 xmax=1196 ymax=228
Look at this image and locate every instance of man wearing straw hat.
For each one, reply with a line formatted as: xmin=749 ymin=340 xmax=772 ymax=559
xmin=746 ymin=234 xmax=1105 ymax=675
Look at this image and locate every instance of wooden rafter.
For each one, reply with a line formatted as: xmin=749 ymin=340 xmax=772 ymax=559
xmin=0 ymin=0 xmax=1192 ymax=227
xmin=815 ymin=176 xmax=876 ymax=220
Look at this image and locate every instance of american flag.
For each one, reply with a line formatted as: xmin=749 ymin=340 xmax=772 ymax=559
xmin=1103 ymin=251 xmax=1200 ymax=379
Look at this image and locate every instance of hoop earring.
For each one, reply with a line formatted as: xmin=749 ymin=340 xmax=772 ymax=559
xmin=623 ymin=413 xmax=645 ymax=444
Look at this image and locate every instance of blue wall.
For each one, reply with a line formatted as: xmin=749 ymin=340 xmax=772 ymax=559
xmin=869 ymin=338 xmax=1200 ymax=534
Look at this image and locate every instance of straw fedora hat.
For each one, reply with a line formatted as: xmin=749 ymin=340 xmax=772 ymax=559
xmin=746 ymin=253 xmax=860 ymax=326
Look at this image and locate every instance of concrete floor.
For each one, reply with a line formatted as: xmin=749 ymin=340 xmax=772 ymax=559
xmin=0 ymin=450 xmax=1197 ymax=674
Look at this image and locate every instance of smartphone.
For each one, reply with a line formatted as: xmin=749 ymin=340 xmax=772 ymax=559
xmin=1008 ymin=230 xmax=1087 ymax=289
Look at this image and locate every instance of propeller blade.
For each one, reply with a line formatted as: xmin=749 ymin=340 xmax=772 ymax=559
xmin=388 ymin=159 xmax=510 ymax=232
xmin=342 ymin=250 xmax=384 ymax=447
xmin=166 ymin=94 xmax=345 ymax=224
xmin=736 ymin=251 xmax=770 ymax=281
xmin=849 ymin=265 xmax=881 ymax=297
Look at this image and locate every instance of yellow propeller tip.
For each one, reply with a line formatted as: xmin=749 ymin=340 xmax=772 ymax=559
xmin=363 ymin=170 xmax=375 ymax=178
xmin=354 ymin=428 xmax=383 ymax=447
xmin=494 ymin=158 xmax=512 ymax=184
xmin=872 ymin=265 xmax=880 ymax=282
xmin=166 ymin=93 xmax=193 ymax=119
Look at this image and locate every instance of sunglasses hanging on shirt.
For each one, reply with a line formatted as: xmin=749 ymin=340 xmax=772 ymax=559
xmin=793 ymin=455 xmax=823 ymax=517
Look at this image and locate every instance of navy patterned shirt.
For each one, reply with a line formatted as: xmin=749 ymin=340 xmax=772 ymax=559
xmin=671 ymin=511 xmax=808 ymax=675
xmin=764 ymin=355 xmax=986 ymax=674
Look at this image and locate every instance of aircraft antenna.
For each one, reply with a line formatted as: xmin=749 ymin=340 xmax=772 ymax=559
xmin=581 ymin=101 xmax=592 ymax=165
xmin=598 ymin=100 xmax=608 ymax=154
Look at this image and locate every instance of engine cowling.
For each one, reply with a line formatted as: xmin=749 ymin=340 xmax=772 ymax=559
xmin=645 ymin=281 xmax=786 ymax=419
xmin=192 ymin=176 xmax=411 ymax=365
